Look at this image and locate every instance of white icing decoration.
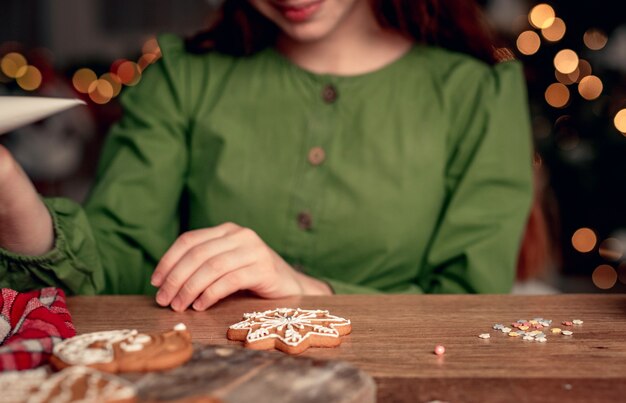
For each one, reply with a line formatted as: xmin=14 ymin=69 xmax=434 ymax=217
xmin=53 ymin=330 xmax=137 ymax=365
xmin=174 ymin=323 xmax=187 ymax=331
xmin=134 ymin=334 xmax=152 ymax=344
xmin=119 ymin=341 xmax=145 ymax=352
xmin=230 ymin=308 xmax=351 ymax=347
xmin=27 ymin=366 xmax=136 ymax=403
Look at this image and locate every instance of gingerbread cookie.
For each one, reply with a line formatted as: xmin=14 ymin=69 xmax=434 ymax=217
xmin=29 ymin=366 xmax=137 ymax=403
xmin=50 ymin=323 xmax=193 ymax=373
xmin=227 ymin=308 xmax=351 ymax=354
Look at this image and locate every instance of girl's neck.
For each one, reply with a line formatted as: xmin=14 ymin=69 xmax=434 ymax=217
xmin=276 ymin=10 xmax=413 ymax=76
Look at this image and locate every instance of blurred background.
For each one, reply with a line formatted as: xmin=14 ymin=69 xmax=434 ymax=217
xmin=1 ymin=0 xmax=625 ymax=294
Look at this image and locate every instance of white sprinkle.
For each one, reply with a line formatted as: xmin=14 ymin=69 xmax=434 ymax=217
xmin=523 ymin=335 xmax=535 ymax=341
xmin=174 ymin=323 xmax=187 ymax=331
xmin=536 ymin=337 xmax=548 ymax=343
xmin=572 ymin=319 xmax=583 ymax=325
xmin=562 ymin=330 xmax=573 ymax=336
xmin=501 ymin=327 xmax=512 ymax=333
xmin=478 ymin=333 xmax=491 ymax=339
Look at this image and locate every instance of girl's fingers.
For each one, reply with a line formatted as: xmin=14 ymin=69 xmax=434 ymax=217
xmin=156 ymin=236 xmax=239 ymax=307
xmin=191 ymin=266 xmax=258 ymax=311
xmin=169 ymin=250 xmax=253 ymax=311
xmin=151 ymin=222 xmax=238 ymax=287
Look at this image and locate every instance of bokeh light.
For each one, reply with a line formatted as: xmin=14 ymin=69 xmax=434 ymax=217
xmin=529 ymin=4 xmax=555 ymax=29
xmin=578 ymin=75 xmax=603 ymax=100
xmin=598 ymin=238 xmax=624 ymax=261
xmin=142 ymin=37 xmax=161 ymax=57
xmin=614 ymin=109 xmax=626 ymax=134
xmin=88 ymin=79 xmax=114 ymax=104
xmin=555 ymin=70 xmax=576 ymax=85
xmin=100 ymin=73 xmax=123 ymax=97
xmin=115 ymin=61 xmax=141 ymax=86
xmin=1 ymin=52 xmax=27 ymax=78
xmin=16 ymin=65 xmax=42 ymax=91
xmin=583 ymin=28 xmax=608 ymax=50
xmin=572 ymin=227 xmax=597 ymax=253
xmin=545 ymin=83 xmax=569 ymax=108
xmin=541 ymin=17 xmax=566 ymax=42
xmin=592 ymin=265 xmax=617 ymax=290
xmin=72 ymin=68 xmax=97 ymax=94
xmin=554 ymin=49 xmax=579 ymax=74
xmin=516 ymin=31 xmax=541 ymax=55
xmin=574 ymin=59 xmax=592 ymax=82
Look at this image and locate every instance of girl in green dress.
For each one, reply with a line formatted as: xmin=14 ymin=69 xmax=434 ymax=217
xmin=0 ymin=0 xmax=535 ymax=311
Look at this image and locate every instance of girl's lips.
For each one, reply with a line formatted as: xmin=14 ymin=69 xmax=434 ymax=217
xmin=275 ymin=0 xmax=323 ymax=23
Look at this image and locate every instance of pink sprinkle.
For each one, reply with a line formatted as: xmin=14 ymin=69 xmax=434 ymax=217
xmin=511 ymin=323 xmax=520 ymax=328
xmin=563 ymin=321 xmax=573 ymax=326
xmin=434 ymin=345 xmax=446 ymax=355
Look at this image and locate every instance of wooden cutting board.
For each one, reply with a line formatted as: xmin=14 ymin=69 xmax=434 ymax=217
xmin=127 ymin=344 xmax=376 ymax=403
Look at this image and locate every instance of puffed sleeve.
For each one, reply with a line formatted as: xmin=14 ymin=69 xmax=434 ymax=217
xmin=417 ymin=60 xmax=533 ymax=293
xmin=0 ymin=34 xmax=192 ymax=295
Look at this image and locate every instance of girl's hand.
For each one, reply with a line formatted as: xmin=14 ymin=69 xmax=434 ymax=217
xmin=151 ymin=222 xmax=332 ymax=312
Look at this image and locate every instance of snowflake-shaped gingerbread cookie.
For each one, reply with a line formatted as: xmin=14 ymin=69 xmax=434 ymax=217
xmin=227 ymin=308 xmax=352 ymax=354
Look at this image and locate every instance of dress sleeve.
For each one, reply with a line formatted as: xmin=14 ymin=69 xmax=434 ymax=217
xmin=417 ymin=60 xmax=534 ymax=293
xmin=0 ymin=34 xmax=191 ymax=295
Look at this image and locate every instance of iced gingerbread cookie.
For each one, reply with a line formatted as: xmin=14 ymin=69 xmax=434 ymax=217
xmin=29 ymin=366 xmax=137 ymax=403
xmin=227 ymin=308 xmax=351 ymax=354
xmin=50 ymin=323 xmax=193 ymax=373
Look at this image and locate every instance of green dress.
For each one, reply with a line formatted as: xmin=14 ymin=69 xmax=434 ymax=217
xmin=0 ymin=34 xmax=533 ymax=295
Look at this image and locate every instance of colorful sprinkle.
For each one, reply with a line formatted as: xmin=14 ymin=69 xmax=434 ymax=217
xmin=562 ymin=321 xmax=573 ymax=326
xmin=562 ymin=330 xmax=573 ymax=336
xmin=551 ymin=328 xmax=562 ymax=334
xmin=434 ymin=345 xmax=446 ymax=355
xmin=573 ymin=320 xmax=583 ymax=325
xmin=478 ymin=333 xmax=491 ymax=339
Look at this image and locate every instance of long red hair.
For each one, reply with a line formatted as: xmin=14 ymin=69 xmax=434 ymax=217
xmin=185 ymin=0 xmax=554 ymax=280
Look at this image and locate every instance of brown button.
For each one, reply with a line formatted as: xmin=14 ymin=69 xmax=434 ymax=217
xmin=297 ymin=211 xmax=313 ymax=231
xmin=308 ymin=146 xmax=326 ymax=166
xmin=322 ymin=84 xmax=338 ymax=103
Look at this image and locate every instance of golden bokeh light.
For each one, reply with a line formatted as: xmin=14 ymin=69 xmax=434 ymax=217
xmin=555 ymin=70 xmax=576 ymax=85
xmin=545 ymin=83 xmax=569 ymax=108
xmin=100 ymin=73 xmax=122 ymax=97
xmin=572 ymin=227 xmax=597 ymax=253
xmin=1 ymin=52 xmax=28 ymax=78
xmin=72 ymin=68 xmax=97 ymax=94
xmin=575 ymin=59 xmax=592 ymax=82
xmin=142 ymin=37 xmax=161 ymax=56
xmin=88 ymin=79 xmax=114 ymax=104
xmin=116 ymin=61 xmax=141 ymax=86
xmin=583 ymin=28 xmax=608 ymax=50
xmin=16 ymin=65 xmax=42 ymax=91
xmin=592 ymin=264 xmax=617 ymax=290
xmin=554 ymin=49 xmax=579 ymax=74
xmin=578 ymin=75 xmax=603 ymax=100
xmin=614 ymin=109 xmax=626 ymax=134
xmin=516 ymin=31 xmax=541 ymax=56
xmin=598 ymin=238 xmax=624 ymax=261
xmin=529 ymin=3 xmax=555 ymax=29
xmin=137 ymin=53 xmax=159 ymax=71
xmin=541 ymin=17 xmax=566 ymax=42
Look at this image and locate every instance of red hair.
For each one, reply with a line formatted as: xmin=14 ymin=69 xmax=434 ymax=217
xmin=185 ymin=0 xmax=552 ymax=281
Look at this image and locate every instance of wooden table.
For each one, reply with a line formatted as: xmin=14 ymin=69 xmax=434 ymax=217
xmin=68 ymin=294 xmax=626 ymax=402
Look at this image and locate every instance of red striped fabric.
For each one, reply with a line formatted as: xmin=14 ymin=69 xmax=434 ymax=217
xmin=0 ymin=288 xmax=76 ymax=371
